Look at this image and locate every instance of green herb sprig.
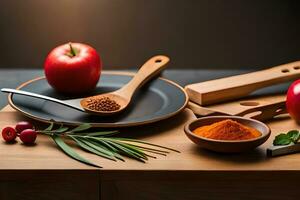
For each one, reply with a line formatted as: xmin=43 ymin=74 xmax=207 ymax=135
xmin=273 ymin=130 xmax=300 ymax=146
xmin=38 ymin=122 xmax=179 ymax=168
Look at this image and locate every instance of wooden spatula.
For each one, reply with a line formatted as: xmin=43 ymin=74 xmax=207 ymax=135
xmin=185 ymin=61 xmax=300 ymax=105
xmin=187 ymin=94 xmax=287 ymax=121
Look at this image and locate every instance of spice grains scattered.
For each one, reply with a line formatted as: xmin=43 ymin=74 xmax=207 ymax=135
xmin=193 ymin=119 xmax=261 ymax=140
xmin=86 ymin=97 xmax=121 ymax=111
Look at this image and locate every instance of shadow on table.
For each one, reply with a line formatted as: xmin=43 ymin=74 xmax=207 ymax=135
xmin=116 ymin=109 xmax=193 ymax=139
xmin=191 ymin=146 xmax=268 ymax=164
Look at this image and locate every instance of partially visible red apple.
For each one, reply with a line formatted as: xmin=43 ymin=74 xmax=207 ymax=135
xmin=286 ymin=79 xmax=300 ymax=121
xmin=44 ymin=42 xmax=101 ymax=94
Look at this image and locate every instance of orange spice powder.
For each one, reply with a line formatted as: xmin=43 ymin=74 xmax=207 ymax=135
xmin=193 ymin=119 xmax=261 ymax=140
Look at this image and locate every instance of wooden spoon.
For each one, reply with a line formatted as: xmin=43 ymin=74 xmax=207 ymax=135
xmin=80 ymin=55 xmax=170 ymax=115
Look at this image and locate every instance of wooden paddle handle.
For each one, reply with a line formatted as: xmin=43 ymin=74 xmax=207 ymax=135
xmin=236 ymin=100 xmax=287 ymax=121
xmin=118 ymin=55 xmax=170 ymax=97
xmin=185 ymin=61 xmax=300 ymax=105
xmin=187 ymin=101 xmax=227 ymax=116
xmin=188 ymin=99 xmax=287 ymax=121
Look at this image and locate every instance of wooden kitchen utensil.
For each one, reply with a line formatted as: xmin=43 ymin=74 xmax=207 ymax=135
xmin=187 ymin=94 xmax=287 ymax=121
xmin=185 ymin=61 xmax=300 ymax=105
xmin=80 ymin=55 xmax=170 ymax=115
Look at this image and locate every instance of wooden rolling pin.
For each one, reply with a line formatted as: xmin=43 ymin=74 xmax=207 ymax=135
xmin=185 ymin=61 xmax=300 ymax=106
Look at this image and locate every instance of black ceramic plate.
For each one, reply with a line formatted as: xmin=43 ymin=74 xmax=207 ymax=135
xmin=8 ymin=72 xmax=188 ymax=127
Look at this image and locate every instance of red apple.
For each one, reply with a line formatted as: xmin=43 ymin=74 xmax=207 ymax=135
xmin=44 ymin=42 xmax=101 ymax=94
xmin=286 ymin=79 xmax=300 ymax=121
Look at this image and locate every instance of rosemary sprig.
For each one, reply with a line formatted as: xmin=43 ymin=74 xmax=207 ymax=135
xmin=38 ymin=122 xmax=179 ymax=168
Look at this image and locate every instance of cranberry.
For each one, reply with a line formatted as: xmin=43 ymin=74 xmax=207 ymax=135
xmin=2 ymin=127 xmax=17 ymax=142
xmin=15 ymin=121 xmax=33 ymax=133
xmin=19 ymin=129 xmax=37 ymax=145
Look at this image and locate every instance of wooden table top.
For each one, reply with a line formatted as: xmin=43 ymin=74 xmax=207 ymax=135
xmin=2 ymin=70 xmax=300 ymax=200
xmin=1 ymin=104 xmax=300 ymax=172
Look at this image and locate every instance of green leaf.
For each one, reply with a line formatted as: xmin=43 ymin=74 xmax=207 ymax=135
xmin=124 ymin=143 xmax=168 ymax=156
xmin=70 ymin=136 xmax=116 ymax=161
xmin=76 ymin=137 xmax=116 ymax=158
xmin=117 ymin=142 xmax=148 ymax=159
xmin=52 ymin=134 xmax=101 ymax=168
xmin=54 ymin=127 xmax=69 ymax=133
xmin=88 ymin=139 xmax=125 ymax=161
xmin=88 ymin=138 xmax=118 ymax=152
xmin=86 ymin=130 xmax=119 ymax=137
xmin=287 ymin=130 xmax=300 ymax=142
xmin=112 ymin=138 xmax=180 ymax=153
xmin=106 ymin=138 xmax=160 ymax=158
xmin=104 ymin=140 xmax=146 ymax=162
xmin=44 ymin=122 xmax=54 ymax=131
xmin=273 ymin=134 xmax=292 ymax=146
xmin=70 ymin=123 xmax=92 ymax=133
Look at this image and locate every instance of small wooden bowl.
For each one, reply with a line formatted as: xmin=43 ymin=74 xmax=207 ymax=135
xmin=184 ymin=116 xmax=271 ymax=153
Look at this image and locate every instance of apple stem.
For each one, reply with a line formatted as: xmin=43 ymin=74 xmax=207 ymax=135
xmin=69 ymin=42 xmax=77 ymax=57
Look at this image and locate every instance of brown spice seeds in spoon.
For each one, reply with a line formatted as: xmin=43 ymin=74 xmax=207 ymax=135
xmin=86 ymin=97 xmax=121 ymax=112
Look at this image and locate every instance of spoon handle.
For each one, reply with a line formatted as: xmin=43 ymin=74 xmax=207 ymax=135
xmin=1 ymin=88 xmax=84 ymax=111
xmin=118 ymin=55 xmax=170 ymax=97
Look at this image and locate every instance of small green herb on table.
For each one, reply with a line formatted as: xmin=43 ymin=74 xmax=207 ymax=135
xmin=273 ymin=130 xmax=300 ymax=146
xmin=38 ymin=122 xmax=179 ymax=168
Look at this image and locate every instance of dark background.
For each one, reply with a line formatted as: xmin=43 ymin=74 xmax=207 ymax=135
xmin=1 ymin=0 xmax=300 ymax=70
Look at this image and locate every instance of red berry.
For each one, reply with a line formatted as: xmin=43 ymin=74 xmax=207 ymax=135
xmin=19 ymin=129 xmax=37 ymax=144
xmin=2 ymin=127 xmax=17 ymax=142
xmin=15 ymin=121 xmax=33 ymax=133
